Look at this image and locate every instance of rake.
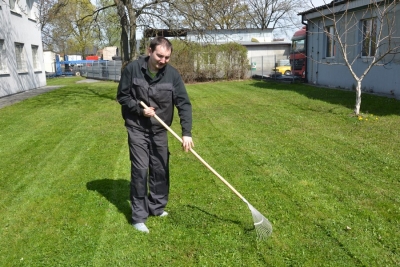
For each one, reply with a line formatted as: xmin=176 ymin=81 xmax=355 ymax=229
xmin=140 ymin=102 xmax=273 ymax=240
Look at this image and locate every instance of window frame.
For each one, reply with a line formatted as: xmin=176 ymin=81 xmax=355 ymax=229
xmin=0 ymin=40 xmax=9 ymax=74
xmin=9 ymin=0 xmax=22 ymax=14
xmin=26 ymin=0 xmax=38 ymax=21
xmin=325 ymin=25 xmax=336 ymax=58
xmin=15 ymin=42 xmax=27 ymax=73
xmin=361 ymin=17 xmax=377 ymax=58
xmin=31 ymin=45 xmax=40 ymax=71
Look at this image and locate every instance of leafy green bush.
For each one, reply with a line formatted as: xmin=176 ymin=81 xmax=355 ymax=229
xmin=170 ymin=39 xmax=249 ymax=83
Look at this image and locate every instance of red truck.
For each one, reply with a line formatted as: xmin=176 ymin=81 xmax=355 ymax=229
xmin=290 ymin=26 xmax=306 ymax=78
xmin=85 ymin=55 xmax=100 ymax=66
xmin=86 ymin=55 xmax=99 ymax=60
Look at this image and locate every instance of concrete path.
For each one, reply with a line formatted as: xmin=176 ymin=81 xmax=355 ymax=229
xmin=0 ymin=79 xmax=100 ymax=109
xmin=0 ymin=86 xmax=63 ymax=109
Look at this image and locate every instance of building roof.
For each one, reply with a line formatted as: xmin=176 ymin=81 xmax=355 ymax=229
xmin=238 ymin=41 xmax=291 ymax=46
xmin=299 ymin=0 xmax=373 ymax=17
xmin=144 ymin=28 xmax=189 ymax=38
xmin=144 ymin=27 xmax=275 ymax=37
xmin=299 ymin=0 xmax=347 ymax=15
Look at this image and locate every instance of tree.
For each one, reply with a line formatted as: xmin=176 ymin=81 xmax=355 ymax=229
xmin=245 ymin=0 xmax=304 ymax=38
xmin=37 ymin=0 xmax=99 ymax=55
xmin=92 ymin=0 xmax=121 ymax=48
xmin=36 ymin=0 xmax=69 ymax=50
xmin=176 ymin=0 xmax=248 ymax=30
xmin=174 ymin=0 xmax=304 ymax=42
xmin=305 ymin=0 xmax=400 ymax=115
xmin=82 ymin=0 xmax=177 ymax=65
xmin=32 ymin=0 xmax=302 ymax=69
xmin=46 ymin=0 xmax=98 ymax=56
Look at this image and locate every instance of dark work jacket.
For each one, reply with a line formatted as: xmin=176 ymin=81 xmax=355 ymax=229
xmin=117 ymin=56 xmax=192 ymax=136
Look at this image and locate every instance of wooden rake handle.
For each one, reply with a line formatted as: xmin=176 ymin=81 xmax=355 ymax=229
xmin=140 ymin=101 xmax=246 ymax=202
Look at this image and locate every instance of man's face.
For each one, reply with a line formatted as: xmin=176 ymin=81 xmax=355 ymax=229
xmin=148 ymin=45 xmax=171 ymax=72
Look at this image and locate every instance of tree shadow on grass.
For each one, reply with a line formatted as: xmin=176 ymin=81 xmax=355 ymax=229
xmin=250 ymin=80 xmax=400 ymax=116
xmin=86 ymin=178 xmax=130 ymax=223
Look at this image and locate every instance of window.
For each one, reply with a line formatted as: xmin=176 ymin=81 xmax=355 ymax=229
xmin=31 ymin=45 xmax=39 ymax=70
xmin=325 ymin=26 xmax=335 ymax=58
xmin=26 ymin=0 xmax=37 ymax=20
xmin=15 ymin=43 xmax=27 ymax=72
xmin=292 ymin=39 xmax=305 ymax=52
xmin=9 ymin=0 xmax=16 ymax=10
xmin=0 ymin=40 xmax=8 ymax=74
xmin=361 ymin=18 xmax=377 ymax=57
xmin=9 ymin=0 xmax=21 ymax=13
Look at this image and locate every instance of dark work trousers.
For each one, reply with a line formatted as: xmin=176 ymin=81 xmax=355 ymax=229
xmin=126 ymin=126 xmax=170 ymax=224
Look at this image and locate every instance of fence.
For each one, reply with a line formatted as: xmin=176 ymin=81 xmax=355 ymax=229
xmin=248 ymin=55 xmax=293 ymax=80
xmin=79 ymin=61 xmax=122 ymax=81
xmin=79 ymin=54 xmax=293 ymax=82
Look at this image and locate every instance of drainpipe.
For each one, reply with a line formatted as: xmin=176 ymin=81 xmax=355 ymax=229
xmin=301 ymin=14 xmax=308 ymax=83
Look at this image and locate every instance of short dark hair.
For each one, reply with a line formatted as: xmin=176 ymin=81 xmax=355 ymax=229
xmin=149 ymin=37 xmax=173 ymax=53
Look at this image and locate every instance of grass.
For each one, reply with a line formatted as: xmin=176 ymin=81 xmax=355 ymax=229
xmin=0 ymin=77 xmax=399 ymax=266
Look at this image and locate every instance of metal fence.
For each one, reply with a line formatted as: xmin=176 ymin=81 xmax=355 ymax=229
xmin=79 ymin=55 xmax=293 ymax=81
xmin=79 ymin=60 xmax=122 ymax=81
xmin=248 ymin=55 xmax=292 ymax=80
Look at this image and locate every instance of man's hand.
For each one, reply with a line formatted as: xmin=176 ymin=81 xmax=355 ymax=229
xmin=182 ymin=136 xmax=194 ymax=152
xmin=143 ymin=106 xmax=155 ymax=117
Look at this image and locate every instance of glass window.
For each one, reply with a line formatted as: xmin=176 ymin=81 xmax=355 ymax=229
xmin=326 ymin=26 xmax=335 ymax=58
xmin=26 ymin=0 xmax=36 ymax=20
xmin=15 ymin=43 xmax=26 ymax=72
xmin=9 ymin=0 xmax=20 ymax=13
xmin=9 ymin=0 xmax=16 ymax=10
xmin=31 ymin=45 xmax=39 ymax=70
xmin=292 ymin=39 xmax=305 ymax=53
xmin=0 ymin=40 xmax=8 ymax=73
xmin=361 ymin=18 xmax=377 ymax=57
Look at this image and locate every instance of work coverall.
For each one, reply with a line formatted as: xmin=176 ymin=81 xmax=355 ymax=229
xmin=117 ymin=56 xmax=192 ymax=224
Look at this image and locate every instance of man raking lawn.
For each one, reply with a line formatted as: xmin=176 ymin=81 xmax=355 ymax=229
xmin=141 ymin=101 xmax=273 ymax=240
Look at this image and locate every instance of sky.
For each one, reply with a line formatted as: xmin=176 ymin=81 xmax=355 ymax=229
xmin=310 ymin=0 xmax=330 ymax=8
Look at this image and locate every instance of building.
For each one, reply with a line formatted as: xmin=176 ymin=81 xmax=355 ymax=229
xmin=300 ymin=0 xmax=400 ymax=97
xmin=0 ymin=0 xmax=46 ymax=98
xmin=186 ymin=28 xmax=291 ymax=57
xmin=43 ymin=51 xmax=56 ymax=73
xmin=186 ymin=28 xmax=274 ymax=44
xmin=144 ymin=28 xmax=291 ymax=77
xmin=99 ymin=46 xmax=119 ymax=60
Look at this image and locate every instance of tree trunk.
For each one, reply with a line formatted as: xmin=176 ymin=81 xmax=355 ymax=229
xmin=126 ymin=5 xmax=137 ymax=60
xmin=120 ymin=26 xmax=129 ymax=63
xmin=354 ymin=80 xmax=362 ymax=115
xmin=114 ymin=0 xmax=130 ymax=67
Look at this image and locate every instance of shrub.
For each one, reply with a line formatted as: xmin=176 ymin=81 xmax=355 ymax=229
xmin=170 ymin=39 xmax=249 ymax=83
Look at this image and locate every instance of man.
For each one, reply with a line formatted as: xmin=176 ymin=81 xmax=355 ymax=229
xmin=117 ymin=37 xmax=194 ymax=233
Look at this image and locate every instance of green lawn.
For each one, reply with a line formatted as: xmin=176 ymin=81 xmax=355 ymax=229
xmin=0 ymin=77 xmax=399 ymax=266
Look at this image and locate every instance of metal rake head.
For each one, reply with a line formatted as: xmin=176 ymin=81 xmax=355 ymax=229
xmin=248 ymin=203 xmax=273 ymax=240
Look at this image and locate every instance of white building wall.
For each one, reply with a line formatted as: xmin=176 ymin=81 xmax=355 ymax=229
xmin=43 ymin=51 xmax=56 ymax=73
xmin=246 ymin=44 xmax=290 ymax=58
xmin=102 ymin=46 xmax=118 ymax=60
xmin=0 ymin=0 xmax=46 ymax=98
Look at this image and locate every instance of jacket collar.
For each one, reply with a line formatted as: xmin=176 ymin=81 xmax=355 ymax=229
xmin=139 ymin=55 xmax=167 ymax=75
